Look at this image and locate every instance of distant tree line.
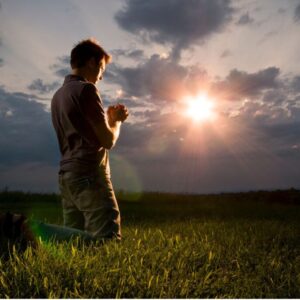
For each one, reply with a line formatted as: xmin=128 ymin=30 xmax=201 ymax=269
xmin=0 ymin=188 xmax=299 ymax=205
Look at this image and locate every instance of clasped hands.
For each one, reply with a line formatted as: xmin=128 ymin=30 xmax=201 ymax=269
xmin=107 ymin=103 xmax=129 ymax=124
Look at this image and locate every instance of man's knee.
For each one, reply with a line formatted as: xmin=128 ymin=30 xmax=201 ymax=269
xmin=63 ymin=209 xmax=84 ymax=231
xmin=84 ymin=206 xmax=121 ymax=240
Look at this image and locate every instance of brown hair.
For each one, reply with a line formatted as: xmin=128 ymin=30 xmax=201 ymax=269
xmin=70 ymin=38 xmax=111 ymax=69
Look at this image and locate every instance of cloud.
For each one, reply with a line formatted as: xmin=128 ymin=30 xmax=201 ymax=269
xmin=106 ymin=53 xmax=297 ymax=126
xmin=28 ymin=79 xmax=60 ymax=94
xmin=111 ymin=108 xmax=300 ymax=193
xmin=0 ymin=87 xmax=59 ymax=167
xmin=212 ymin=67 xmax=280 ymax=101
xmin=106 ymin=55 xmax=186 ymax=101
xmin=115 ymin=0 xmax=234 ymax=59
xmin=220 ymin=49 xmax=232 ymax=58
xmin=0 ymin=86 xmax=60 ymax=191
xmin=1 ymin=77 xmax=300 ymax=193
xmin=111 ymin=48 xmax=145 ymax=61
xmin=236 ymin=12 xmax=254 ymax=25
xmin=261 ymin=122 xmax=300 ymax=147
xmin=106 ymin=54 xmax=209 ymax=102
xmin=0 ymin=37 xmax=3 ymax=67
xmin=294 ymin=2 xmax=300 ymax=22
xmin=291 ymin=75 xmax=300 ymax=93
xmin=0 ymin=163 xmax=58 ymax=192
xmin=257 ymin=30 xmax=278 ymax=45
xmin=51 ymin=55 xmax=70 ymax=77
xmin=277 ymin=7 xmax=286 ymax=15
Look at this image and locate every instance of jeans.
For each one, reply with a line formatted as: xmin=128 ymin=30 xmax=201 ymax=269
xmin=28 ymin=219 xmax=95 ymax=243
xmin=58 ymin=168 xmax=121 ymax=240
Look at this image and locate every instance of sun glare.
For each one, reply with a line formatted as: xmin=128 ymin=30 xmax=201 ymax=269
xmin=185 ymin=94 xmax=215 ymax=122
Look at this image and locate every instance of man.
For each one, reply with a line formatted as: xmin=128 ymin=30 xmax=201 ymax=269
xmin=51 ymin=38 xmax=128 ymax=241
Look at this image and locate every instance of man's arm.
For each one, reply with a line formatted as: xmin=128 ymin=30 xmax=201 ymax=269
xmin=93 ymin=115 xmax=120 ymax=149
xmin=106 ymin=118 xmax=121 ymax=149
xmin=80 ymin=84 xmax=127 ymax=149
xmin=104 ymin=104 xmax=129 ymax=148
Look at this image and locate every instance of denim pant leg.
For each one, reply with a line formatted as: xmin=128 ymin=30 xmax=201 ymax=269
xmin=28 ymin=220 xmax=94 ymax=242
xmin=59 ymin=174 xmax=84 ymax=230
xmin=61 ymin=172 xmax=121 ymax=240
xmin=80 ymin=178 xmax=121 ymax=240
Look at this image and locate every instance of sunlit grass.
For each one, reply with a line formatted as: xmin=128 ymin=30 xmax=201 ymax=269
xmin=0 ymin=190 xmax=299 ymax=298
xmin=1 ymin=219 xmax=299 ymax=298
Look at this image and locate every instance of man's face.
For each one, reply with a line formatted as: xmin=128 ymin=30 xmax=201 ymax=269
xmin=88 ymin=57 xmax=106 ymax=84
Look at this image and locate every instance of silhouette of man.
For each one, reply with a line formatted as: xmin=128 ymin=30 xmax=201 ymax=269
xmin=51 ymin=38 xmax=128 ymax=241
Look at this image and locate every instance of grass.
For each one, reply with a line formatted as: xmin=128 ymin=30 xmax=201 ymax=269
xmin=0 ymin=190 xmax=299 ymax=298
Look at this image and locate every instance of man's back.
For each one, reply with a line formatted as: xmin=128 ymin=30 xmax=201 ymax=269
xmin=51 ymin=74 xmax=108 ymax=176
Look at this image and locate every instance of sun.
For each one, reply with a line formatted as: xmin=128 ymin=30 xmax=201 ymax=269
xmin=185 ymin=94 xmax=215 ymax=122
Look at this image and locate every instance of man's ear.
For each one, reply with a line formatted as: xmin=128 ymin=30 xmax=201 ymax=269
xmin=87 ymin=57 xmax=97 ymax=68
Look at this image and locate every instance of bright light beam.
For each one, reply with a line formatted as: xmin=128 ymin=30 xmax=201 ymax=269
xmin=185 ymin=94 xmax=215 ymax=122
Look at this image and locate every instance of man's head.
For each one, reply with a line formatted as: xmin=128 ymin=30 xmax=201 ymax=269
xmin=70 ymin=38 xmax=111 ymax=84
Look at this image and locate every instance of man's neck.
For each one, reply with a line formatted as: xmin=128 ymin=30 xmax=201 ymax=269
xmin=72 ymin=68 xmax=89 ymax=82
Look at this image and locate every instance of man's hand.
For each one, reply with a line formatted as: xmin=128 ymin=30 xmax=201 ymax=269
xmin=107 ymin=104 xmax=129 ymax=125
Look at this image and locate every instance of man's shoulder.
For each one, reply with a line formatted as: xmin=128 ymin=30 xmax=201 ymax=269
xmin=51 ymin=76 xmax=101 ymax=110
xmin=81 ymin=82 xmax=98 ymax=96
xmin=65 ymin=77 xmax=98 ymax=97
xmin=61 ymin=75 xmax=94 ymax=90
xmin=54 ymin=77 xmax=95 ymax=97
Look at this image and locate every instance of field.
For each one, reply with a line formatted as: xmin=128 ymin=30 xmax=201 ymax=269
xmin=0 ymin=189 xmax=299 ymax=298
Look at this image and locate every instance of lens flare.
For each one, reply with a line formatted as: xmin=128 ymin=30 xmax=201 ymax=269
xmin=185 ymin=94 xmax=215 ymax=122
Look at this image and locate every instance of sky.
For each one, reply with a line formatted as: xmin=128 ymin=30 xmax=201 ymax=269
xmin=0 ymin=0 xmax=300 ymax=194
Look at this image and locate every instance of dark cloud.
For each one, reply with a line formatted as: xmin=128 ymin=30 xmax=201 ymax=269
xmin=294 ymin=2 xmax=300 ymax=22
xmin=291 ymin=75 xmax=300 ymax=93
xmin=220 ymin=49 xmax=232 ymax=58
xmin=0 ymin=87 xmax=59 ymax=166
xmin=1 ymin=80 xmax=300 ymax=193
xmin=236 ymin=12 xmax=254 ymax=25
xmin=106 ymin=54 xmax=209 ymax=101
xmin=115 ymin=0 xmax=234 ymax=59
xmin=277 ymin=7 xmax=286 ymax=15
xmin=111 ymin=108 xmax=300 ymax=193
xmin=2 ymin=54 xmax=300 ymax=193
xmin=28 ymin=79 xmax=60 ymax=94
xmin=106 ymin=55 xmax=187 ymax=101
xmin=261 ymin=89 xmax=286 ymax=105
xmin=102 ymin=95 xmax=146 ymax=110
xmin=0 ymin=163 xmax=58 ymax=193
xmin=106 ymin=53 xmax=286 ymax=108
xmin=212 ymin=67 xmax=280 ymax=101
xmin=51 ymin=55 xmax=70 ymax=77
xmin=257 ymin=31 xmax=278 ymax=45
xmin=0 ymin=86 xmax=60 ymax=192
xmin=111 ymin=48 xmax=145 ymax=61
xmin=0 ymin=37 xmax=3 ymax=67
xmin=261 ymin=122 xmax=300 ymax=148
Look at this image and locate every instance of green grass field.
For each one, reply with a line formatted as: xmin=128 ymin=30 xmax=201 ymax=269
xmin=0 ymin=190 xmax=299 ymax=298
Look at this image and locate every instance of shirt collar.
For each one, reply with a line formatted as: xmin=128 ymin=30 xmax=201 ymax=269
xmin=63 ymin=74 xmax=88 ymax=84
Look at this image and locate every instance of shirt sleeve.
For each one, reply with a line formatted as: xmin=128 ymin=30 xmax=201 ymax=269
xmin=79 ymin=83 xmax=107 ymax=130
